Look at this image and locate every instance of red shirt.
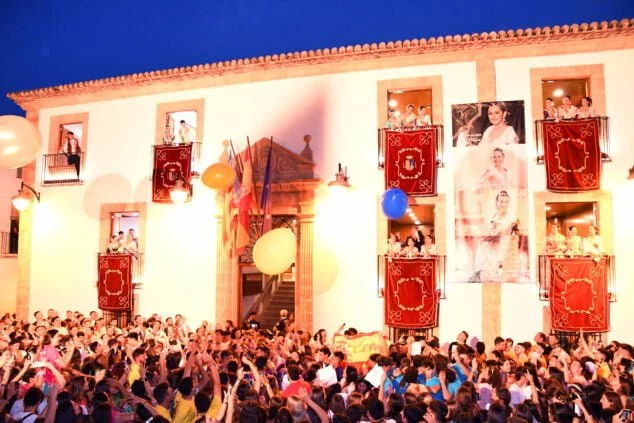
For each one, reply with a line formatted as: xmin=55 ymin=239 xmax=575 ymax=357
xmin=282 ymin=380 xmax=311 ymax=398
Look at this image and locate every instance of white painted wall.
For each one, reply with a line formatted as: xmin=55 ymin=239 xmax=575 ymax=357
xmin=25 ymin=48 xmax=634 ymax=344
xmin=495 ymin=49 xmax=634 ymax=342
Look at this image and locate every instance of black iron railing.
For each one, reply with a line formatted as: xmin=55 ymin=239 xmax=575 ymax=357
xmin=378 ymin=255 xmax=447 ymax=299
xmin=534 ymin=117 xmax=610 ymax=164
xmin=41 ymin=153 xmax=86 ymax=186
xmin=378 ymin=126 xmax=445 ymax=169
xmin=537 ymin=254 xmax=616 ymax=302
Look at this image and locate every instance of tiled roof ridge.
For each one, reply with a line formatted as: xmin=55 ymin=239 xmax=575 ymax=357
xmin=7 ymin=18 xmax=633 ymax=102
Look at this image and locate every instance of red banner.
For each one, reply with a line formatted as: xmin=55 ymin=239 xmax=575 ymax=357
xmin=98 ymin=254 xmax=133 ymax=311
xmin=550 ymin=257 xmax=609 ymax=332
xmin=385 ymin=258 xmax=439 ymax=329
xmin=543 ymin=119 xmax=601 ymax=192
xmin=385 ymin=129 xmax=437 ymax=196
xmin=152 ymin=144 xmax=193 ymax=202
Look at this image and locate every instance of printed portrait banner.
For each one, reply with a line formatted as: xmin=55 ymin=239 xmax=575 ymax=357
xmin=543 ymin=118 xmax=601 ymax=192
xmin=452 ymin=100 xmax=530 ymax=283
xmin=385 ymin=258 xmax=439 ymax=328
xmin=333 ymin=332 xmax=389 ymax=367
xmin=550 ymin=257 xmax=609 ymax=332
xmin=384 ymin=129 xmax=437 ymax=196
xmin=152 ymin=144 xmax=193 ymax=203
xmin=98 ymin=254 xmax=133 ymax=311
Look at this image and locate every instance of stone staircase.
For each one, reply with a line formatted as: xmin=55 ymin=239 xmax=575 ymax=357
xmin=259 ymin=279 xmax=295 ymax=330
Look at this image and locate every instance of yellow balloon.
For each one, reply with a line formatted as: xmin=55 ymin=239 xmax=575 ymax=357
xmin=201 ymin=162 xmax=236 ymax=190
xmin=253 ymin=228 xmax=297 ymax=275
xmin=0 ymin=115 xmax=42 ymax=169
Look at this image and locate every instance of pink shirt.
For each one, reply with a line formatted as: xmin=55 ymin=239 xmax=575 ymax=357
xmin=42 ymin=345 xmax=61 ymax=384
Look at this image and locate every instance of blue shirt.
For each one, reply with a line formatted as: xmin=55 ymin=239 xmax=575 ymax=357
xmin=426 ymin=376 xmax=443 ymax=401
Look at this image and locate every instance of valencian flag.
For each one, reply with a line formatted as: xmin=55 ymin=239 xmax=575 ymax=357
xmin=261 ymin=139 xmax=274 ymax=234
xmin=235 ymin=148 xmax=254 ymax=255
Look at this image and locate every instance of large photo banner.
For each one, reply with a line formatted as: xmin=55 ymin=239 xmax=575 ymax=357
xmin=451 ymin=101 xmax=530 ymax=283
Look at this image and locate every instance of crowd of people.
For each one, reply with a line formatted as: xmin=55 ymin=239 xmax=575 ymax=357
xmin=106 ymin=230 xmax=139 ymax=255
xmin=385 ymin=104 xmax=433 ymax=129
xmin=543 ymin=96 xmax=598 ymax=120
xmin=2 ymin=308 xmax=632 ymax=422
xmin=387 ymin=227 xmax=437 ymax=258
xmin=546 ymin=224 xmax=603 ymax=257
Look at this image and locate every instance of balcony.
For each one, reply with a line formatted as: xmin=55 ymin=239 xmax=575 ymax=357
xmin=41 ymin=153 xmax=87 ymax=186
xmin=151 ymin=141 xmax=202 ymax=179
xmin=378 ymin=125 xmax=445 ymax=169
xmin=96 ymin=252 xmax=145 ymax=287
xmin=534 ymin=117 xmax=610 ymax=164
xmin=377 ymin=255 xmax=447 ymax=299
xmin=537 ymin=254 xmax=616 ymax=302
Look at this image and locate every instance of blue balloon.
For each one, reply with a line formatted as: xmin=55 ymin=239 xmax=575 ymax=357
xmin=381 ymin=188 xmax=409 ymax=220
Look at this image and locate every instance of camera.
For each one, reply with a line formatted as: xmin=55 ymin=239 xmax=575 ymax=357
xmin=622 ymin=409 xmax=632 ymax=422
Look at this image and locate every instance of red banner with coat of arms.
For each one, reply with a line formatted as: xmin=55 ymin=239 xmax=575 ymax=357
xmin=152 ymin=144 xmax=193 ymax=202
xmin=385 ymin=258 xmax=439 ymax=329
xmin=384 ymin=129 xmax=437 ymax=196
xmin=98 ymin=254 xmax=133 ymax=311
xmin=543 ymin=119 xmax=601 ymax=192
xmin=550 ymin=257 xmax=609 ymax=332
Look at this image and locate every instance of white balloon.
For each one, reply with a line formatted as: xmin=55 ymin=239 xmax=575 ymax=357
xmin=0 ymin=115 xmax=42 ymax=169
xmin=253 ymin=228 xmax=297 ymax=275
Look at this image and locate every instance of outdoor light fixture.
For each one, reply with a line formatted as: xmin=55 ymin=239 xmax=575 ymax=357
xmin=169 ymin=179 xmax=190 ymax=204
xmin=11 ymin=182 xmax=40 ymax=212
xmin=629 ymin=165 xmax=634 ymax=180
xmin=328 ymin=163 xmax=351 ymax=189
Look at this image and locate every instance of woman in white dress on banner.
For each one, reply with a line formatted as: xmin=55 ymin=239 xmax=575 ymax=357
xmin=478 ymin=102 xmax=519 ymax=148
xmin=477 ymin=148 xmax=512 ymax=191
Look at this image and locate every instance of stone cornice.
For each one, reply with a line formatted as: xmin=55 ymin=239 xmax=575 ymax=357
xmin=7 ymin=18 xmax=634 ymax=112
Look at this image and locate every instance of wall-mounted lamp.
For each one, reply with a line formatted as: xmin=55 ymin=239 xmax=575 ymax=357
xmin=11 ymin=182 xmax=40 ymax=212
xmin=328 ymin=163 xmax=351 ymax=189
xmin=169 ymin=179 xmax=190 ymax=204
xmin=628 ymin=165 xmax=634 ymax=180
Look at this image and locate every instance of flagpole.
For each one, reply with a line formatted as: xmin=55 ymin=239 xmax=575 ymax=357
xmin=261 ymin=136 xmax=274 ymax=234
xmin=246 ymin=137 xmax=263 ymax=239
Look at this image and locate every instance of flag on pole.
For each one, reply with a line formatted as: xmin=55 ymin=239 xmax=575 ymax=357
xmin=235 ymin=148 xmax=253 ymax=255
xmin=261 ymin=139 xmax=274 ymax=234
xmin=223 ymin=151 xmax=240 ymax=255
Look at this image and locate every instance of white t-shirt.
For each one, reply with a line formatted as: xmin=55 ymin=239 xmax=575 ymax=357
xmin=10 ymin=399 xmax=47 ymax=418
xmin=509 ymin=383 xmax=532 ymax=406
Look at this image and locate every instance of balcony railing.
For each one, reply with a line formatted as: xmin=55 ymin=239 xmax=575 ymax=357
xmin=152 ymin=141 xmax=202 ymax=179
xmin=534 ymin=117 xmax=610 ymax=164
xmin=377 ymin=255 xmax=447 ymax=299
xmin=537 ymin=255 xmax=616 ymax=302
xmin=96 ymin=252 xmax=145 ymax=286
xmin=378 ymin=126 xmax=445 ymax=169
xmin=41 ymin=153 xmax=87 ymax=186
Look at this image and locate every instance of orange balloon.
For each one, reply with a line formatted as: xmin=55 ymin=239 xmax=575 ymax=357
xmin=201 ymin=162 xmax=236 ymax=190
xmin=0 ymin=115 xmax=42 ymax=169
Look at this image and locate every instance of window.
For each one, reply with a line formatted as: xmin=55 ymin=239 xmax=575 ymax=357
xmin=45 ymin=113 xmax=89 ymax=185
xmin=386 ymin=89 xmax=433 ymax=128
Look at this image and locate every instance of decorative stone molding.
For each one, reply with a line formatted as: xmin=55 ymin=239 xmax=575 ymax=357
xmin=7 ymin=19 xmax=634 ymax=112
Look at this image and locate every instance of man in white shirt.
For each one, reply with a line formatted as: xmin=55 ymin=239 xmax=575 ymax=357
xmin=315 ymin=347 xmax=339 ymax=388
xmin=509 ymin=367 xmax=532 ymax=407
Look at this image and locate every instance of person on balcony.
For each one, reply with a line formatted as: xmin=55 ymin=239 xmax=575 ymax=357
xmin=402 ymin=104 xmax=418 ymax=128
xmin=565 ymin=226 xmax=583 ymax=257
xmin=420 ymin=235 xmax=437 ymax=257
xmin=386 ymin=233 xmax=402 ymax=257
xmin=416 ymin=105 xmax=432 ymax=126
xmin=583 ymin=225 xmax=603 ymax=256
xmin=543 ymin=97 xmax=560 ymax=120
xmin=60 ymin=131 xmax=81 ymax=178
xmin=106 ymin=235 xmax=121 ymax=253
xmin=558 ymin=95 xmax=578 ymax=119
xmin=546 ymin=222 xmax=566 ymax=256
xmin=178 ymin=119 xmax=195 ymax=144
xmin=385 ymin=110 xmax=402 ymax=129
xmin=577 ymin=96 xmax=597 ymax=119
xmin=400 ymin=237 xmax=420 ymax=258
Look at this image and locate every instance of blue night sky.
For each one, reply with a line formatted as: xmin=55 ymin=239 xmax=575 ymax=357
xmin=1 ymin=0 xmax=632 ymax=115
